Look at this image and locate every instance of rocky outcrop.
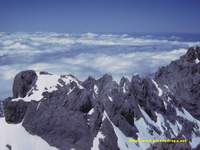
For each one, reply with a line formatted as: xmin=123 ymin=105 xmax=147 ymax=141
xmin=12 ymin=70 xmax=37 ymax=98
xmin=4 ymin=100 xmax=29 ymax=123
xmin=2 ymin=47 xmax=200 ymax=150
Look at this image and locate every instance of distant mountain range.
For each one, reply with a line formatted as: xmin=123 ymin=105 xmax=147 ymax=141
xmin=1 ymin=47 xmax=200 ymax=150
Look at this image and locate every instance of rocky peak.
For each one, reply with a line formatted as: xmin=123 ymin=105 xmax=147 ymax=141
xmin=98 ymin=74 xmax=113 ymax=87
xmin=82 ymin=76 xmax=96 ymax=90
xmin=182 ymin=46 xmax=200 ymax=63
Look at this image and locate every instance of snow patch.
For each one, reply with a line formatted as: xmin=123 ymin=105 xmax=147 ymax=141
xmin=88 ymin=108 xmax=94 ymax=115
xmin=195 ymin=58 xmax=200 ymax=64
xmin=36 ymin=101 xmax=41 ymax=111
xmin=108 ymin=96 xmax=113 ymax=102
xmin=152 ymin=80 xmax=163 ymax=96
xmin=122 ymin=83 xmax=127 ymax=93
xmin=61 ymin=75 xmax=84 ymax=89
xmin=91 ymin=111 xmax=106 ymax=150
xmin=163 ymin=101 xmax=167 ymax=109
xmin=167 ymin=96 xmax=172 ymax=102
xmin=67 ymin=87 xmax=75 ymax=95
xmin=94 ymin=85 xmax=98 ymax=94
xmin=164 ymin=85 xmax=171 ymax=92
xmin=91 ymin=131 xmax=105 ymax=150
xmin=155 ymin=113 xmax=165 ymax=133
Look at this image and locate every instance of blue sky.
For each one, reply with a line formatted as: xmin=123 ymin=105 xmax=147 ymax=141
xmin=0 ymin=0 xmax=200 ymax=33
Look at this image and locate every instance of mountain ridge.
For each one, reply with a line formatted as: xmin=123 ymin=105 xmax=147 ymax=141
xmin=1 ymin=47 xmax=200 ymax=150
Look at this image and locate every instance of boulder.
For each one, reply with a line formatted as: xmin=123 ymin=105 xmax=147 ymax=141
xmin=13 ymin=70 xmax=37 ymax=98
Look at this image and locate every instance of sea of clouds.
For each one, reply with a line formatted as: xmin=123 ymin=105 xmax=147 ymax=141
xmin=0 ymin=32 xmax=200 ymax=99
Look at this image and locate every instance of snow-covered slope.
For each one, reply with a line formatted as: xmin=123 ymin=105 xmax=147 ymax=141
xmin=0 ymin=118 xmax=58 ymax=150
xmin=13 ymin=72 xmax=83 ymax=102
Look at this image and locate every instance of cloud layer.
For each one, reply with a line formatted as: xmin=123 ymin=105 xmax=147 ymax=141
xmin=0 ymin=32 xmax=200 ymax=99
